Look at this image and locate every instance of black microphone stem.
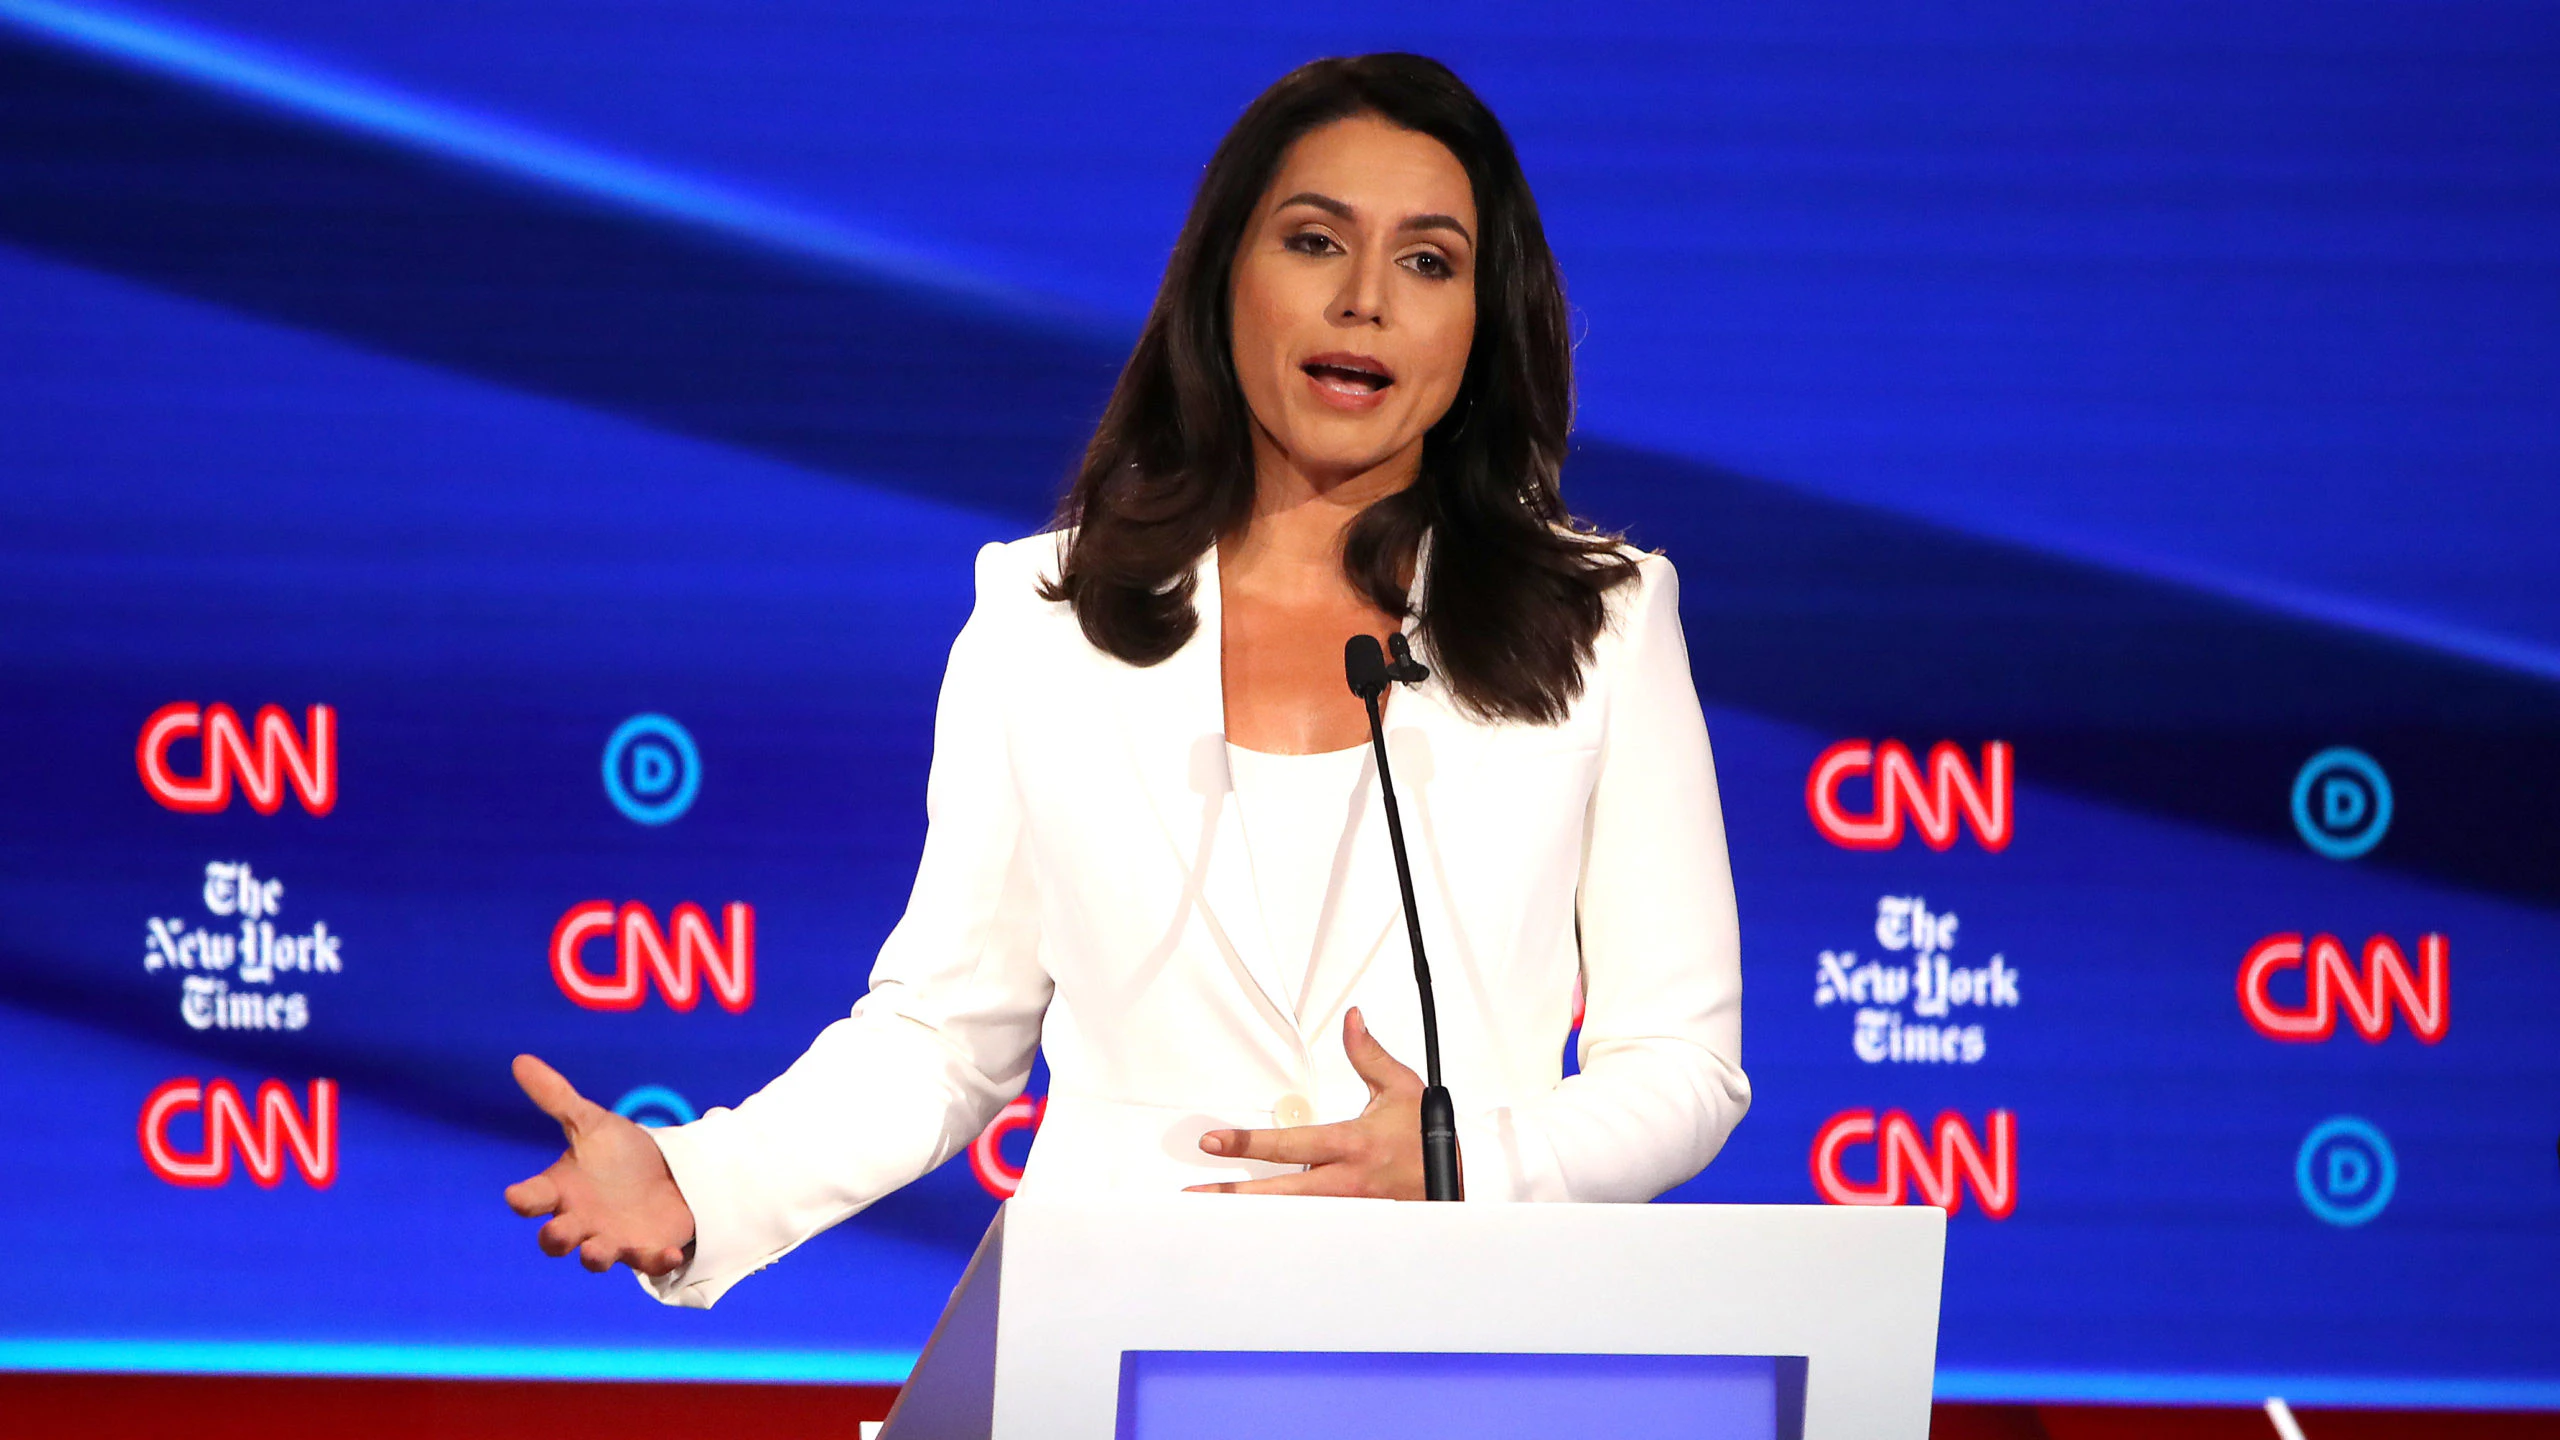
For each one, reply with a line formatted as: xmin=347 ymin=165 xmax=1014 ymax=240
xmin=1360 ymin=687 xmax=1443 ymax=1094
xmin=1346 ymin=633 xmax=1462 ymax=1201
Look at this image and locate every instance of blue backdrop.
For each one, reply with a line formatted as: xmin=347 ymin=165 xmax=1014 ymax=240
xmin=1 ymin=0 xmax=2555 ymax=1411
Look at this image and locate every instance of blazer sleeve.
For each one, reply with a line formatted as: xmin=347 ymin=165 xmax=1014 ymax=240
xmin=639 ymin=540 xmax=1053 ymax=1308
xmin=1464 ymin=552 xmax=1751 ymax=1202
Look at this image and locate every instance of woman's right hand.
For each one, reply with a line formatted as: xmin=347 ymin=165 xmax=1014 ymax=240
xmin=503 ymin=1054 xmax=697 ymax=1277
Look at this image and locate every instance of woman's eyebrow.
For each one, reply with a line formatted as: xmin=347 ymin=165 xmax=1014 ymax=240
xmin=1276 ymin=191 xmax=1474 ymax=247
xmin=1275 ymin=191 xmax=1355 ymax=219
xmin=1398 ymin=213 xmax=1474 ymax=245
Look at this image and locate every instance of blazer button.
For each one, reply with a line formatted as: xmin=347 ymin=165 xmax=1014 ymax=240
xmin=1273 ymin=1093 xmax=1315 ymax=1128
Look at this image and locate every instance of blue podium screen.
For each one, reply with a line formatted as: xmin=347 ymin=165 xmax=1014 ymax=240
xmin=1116 ymin=1352 xmax=1797 ymax=1440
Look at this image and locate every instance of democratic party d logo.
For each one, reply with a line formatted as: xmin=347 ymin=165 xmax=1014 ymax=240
xmin=612 ymin=1085 xmax=698 ymax=1129
xmin=2291 ymin=747 xmax=2390 ymax=859
xmin=603 ymin=714 xmax=699 ymax=825
xmin=2297 ymin=1116 xmax=2394 ymax=1227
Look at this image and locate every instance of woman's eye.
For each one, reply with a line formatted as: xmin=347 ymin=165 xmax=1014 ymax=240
xmin=1283 ymin=232 xmax=1341 ymax=256
xmin=1401 ymin=251 xmax=1453 ymax=279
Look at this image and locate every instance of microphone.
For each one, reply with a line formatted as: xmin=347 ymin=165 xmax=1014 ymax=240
xmin=1386 ymin=631 xmax=1430 ymax=685
xmin=1345 ymin=633 xmax=1462 ymax=1202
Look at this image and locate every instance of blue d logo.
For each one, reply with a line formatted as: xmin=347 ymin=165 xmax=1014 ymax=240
xmin=634 ymin=744 xmax=676 ymax=795
xmin=603 ymin=714 xmax=700 ymax=825
xmin=2296 ymin=1116 xmax=2395 ymax=1227
xmin=612 ymin=1084 xmax=698 ymax=1129
xmin=2291 ymin=748 xmax=2390 ymax=859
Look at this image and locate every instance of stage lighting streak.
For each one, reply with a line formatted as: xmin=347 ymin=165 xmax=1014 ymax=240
xmin=1924 ymin=510 xmax=2560 ymax=687
xmin=1931 ymin=1369 xmax=2560 ymax=1412
xmin=0 ymin=0 xmax=1087 ymax=327
xmin=0 ymin=1338 xmax=918 ymax=1383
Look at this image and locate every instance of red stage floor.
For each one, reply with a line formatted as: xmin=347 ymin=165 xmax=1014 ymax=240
xmin=4 ymin=1374 xmax=2557 ymax=1438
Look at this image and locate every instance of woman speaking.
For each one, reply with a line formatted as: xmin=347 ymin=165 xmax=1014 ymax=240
xmin=504 ymin=52 xmax=1747 ymax=1309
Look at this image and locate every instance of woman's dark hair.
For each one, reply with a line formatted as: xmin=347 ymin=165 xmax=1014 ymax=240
xmin=1042 ymin=52 xmax=1636 ymax=724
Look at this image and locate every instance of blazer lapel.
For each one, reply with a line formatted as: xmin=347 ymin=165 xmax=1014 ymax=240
xmin=1300 ymin=533 xmax=1446 ymax=1031
xmin=1108 ymin=545 xmax=1304 ymax=1041
xmin=1298 ymin=649 xmax=1452 ymax=1033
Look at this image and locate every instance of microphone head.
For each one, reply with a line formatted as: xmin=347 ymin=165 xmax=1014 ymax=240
xmin=1344 ymin=633 xmax=1390 ymax=700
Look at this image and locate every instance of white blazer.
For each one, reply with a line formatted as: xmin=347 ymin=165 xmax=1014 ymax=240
xmin=644 ymin=533 xmax=1748 ymax=1308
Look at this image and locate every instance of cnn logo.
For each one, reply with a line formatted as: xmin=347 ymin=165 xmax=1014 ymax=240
xmin=552 ymin=901 xmax=755 ymax=1013
xmin=1811 ymin=1107 xmax=2015 ymax=1219
xmin=2239 ymin=932 xmax=2447 ymax=1044
xmin=971 ymin=1096 xmax=1046 ymax=1198
xmin=1807 ymin=740 xmax=2011 ymax=852
xmin=138 ymin=703 xmax=336 ymax=816
xmin=139 ymin=1077 xmax=337 ymax=1188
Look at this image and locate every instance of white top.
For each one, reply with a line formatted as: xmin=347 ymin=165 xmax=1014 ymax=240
xmin=640 ymin=536 xmax=1747 ymax=1311
xmin=1223 ymin=741 xmax=1370 ymax=1018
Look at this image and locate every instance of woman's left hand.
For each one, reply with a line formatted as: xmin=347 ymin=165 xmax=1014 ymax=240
xmin=1186 ymin=1007 xmax=1454 ymax=1200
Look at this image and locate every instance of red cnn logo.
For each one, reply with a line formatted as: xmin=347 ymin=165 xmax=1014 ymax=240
xmin=971 ymin=1095 xmax=1046 ymax=1198
xmin=2239 ymin=932 xmax=2448 ymax=1043
xmin=551 ymin=901 xmax=755 ymax=1013
xmin=137 ymin=703 xmax=336 ymax=816
xmin=139 ymin=1077 xmax=337 ymax=1188
xmin=1807 ymin=740 xmax=2011 ymax=852
xmin=1811 ymin=1107 xmax=2015 ymax=1219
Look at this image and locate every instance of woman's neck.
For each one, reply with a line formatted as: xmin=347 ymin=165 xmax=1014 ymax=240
xmin=1216 ymin=432 xmax=1417 ymax=755
xmin=1223 ymin=429 xmax=1421 ymax=590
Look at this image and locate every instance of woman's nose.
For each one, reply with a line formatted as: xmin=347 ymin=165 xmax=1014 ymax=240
xmin=1331 ymin=252 xmax=1389 ymax=326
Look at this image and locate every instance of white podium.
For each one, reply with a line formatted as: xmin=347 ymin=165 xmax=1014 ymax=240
xmin=878 ymin=1194 xmax=1945 ymax=1440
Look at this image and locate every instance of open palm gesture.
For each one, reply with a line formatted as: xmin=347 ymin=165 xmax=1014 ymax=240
xmin=502 ymin=1054 xmax=696 ymax=1276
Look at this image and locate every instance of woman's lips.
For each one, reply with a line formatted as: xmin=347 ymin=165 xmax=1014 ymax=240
xmin=1301 ymin=353 xmax=1395 ymax=412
